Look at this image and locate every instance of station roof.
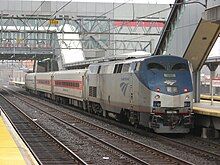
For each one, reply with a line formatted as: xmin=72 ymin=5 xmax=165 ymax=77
xmin=205 ymin=56 xmax=220 ymax=64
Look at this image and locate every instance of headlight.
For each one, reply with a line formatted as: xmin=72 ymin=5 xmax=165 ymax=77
xmin=155 ymin=95 xmax=160 ymax=100
xmin=184 ymin=101 xmax=190 ymax=107
xmin=185 ymin=95 xmax=190 ymax=100
xmin=184 ymin=88 xmax=188 ymax=92
xmin=153 ymin=101 xmax=161 ymax=107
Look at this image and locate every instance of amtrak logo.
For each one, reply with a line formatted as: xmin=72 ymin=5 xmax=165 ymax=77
xmin=120 ymin=82 xmax=128 ymax=96
xmin=164 ymin=80 xmax=176 ymax=86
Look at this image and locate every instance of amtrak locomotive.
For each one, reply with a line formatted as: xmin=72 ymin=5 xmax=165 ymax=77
xmin=25 ymin=55 xmax=194 ymax=133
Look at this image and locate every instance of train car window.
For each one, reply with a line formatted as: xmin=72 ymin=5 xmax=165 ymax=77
xmin=97 ymin=66 xmax=101 ymax=74
xmin=130 ymin=63 xmax=136 ymax=72
xmin=122 ymin=63 xmax=130 ymax=73
xmin=135 ymin=62 xmax=141 ymax=71
xmin=113 ymin=64 xmax=119 ymax=73
xmin=101 ymin=65 xmax=109 ymax=74
xmin=89 ymin=65 xmax=100 ymax=74
xmin=73 ymin=82 xmax=79 ymax=87
xmin=113 ymin=64 xmax=123 ymax=73
xmin=148 ymin=63 xmax=165 ymax=70
xmin=117 ymin=64 xmax=123 ymax=73
xmin=38 ymin=80 xmax=50 ymax=84
xmin=172 ymin=63 xmax=188 ymax=70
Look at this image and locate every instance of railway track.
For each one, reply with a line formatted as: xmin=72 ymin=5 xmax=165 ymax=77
xmin=178 ymin=135 xmax=220 ymax=156
xmin=0 ymin=93 xmax=87 ymax=165
xmin=3 ymin=87 xmax=192 ymax=165
xmin=153 ymin=134 xmax=220 ymax=162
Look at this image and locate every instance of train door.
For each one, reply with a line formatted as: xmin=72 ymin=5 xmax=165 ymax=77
xmin=129 ymin=73 xmax=134 ymax=110
xmin=51 ymin=73 xmax=55 ymax=100
xmin=34 ymin=74 xmax=37 ymax=94
xmin=97 ymin=66 xmax=102 ymax=100
xmin=82 ymin=71 xmax=87 ymax=110
xmin=129 ymin=62 xmax=140 ymax=126
xmin=82 ymin=71 xmax=87 ymax=100
xmin=129 ymin=62 xmax=139 ymax=110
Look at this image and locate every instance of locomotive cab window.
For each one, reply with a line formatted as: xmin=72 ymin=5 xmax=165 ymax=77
xmin=97 ymin=66 xmax=101 ymax=74
xmin=88 ymin=65 xmax=99 ymax=74
xmin=122 ymin=63 xmax=130 ymax=73
xmin=148 ymin=63 xmax=165 ymax=70
xmin=113 ymin=64 xmax=118 ymax=73
xmin=117 ymin=64 xmax=123 ymax=73
xmin=172 ymin=63 xmax=188 ymax=71
xmin=135 ymin=62 xmax=141 ymax=71
xmin=113 ymin=64 xmax=123 ymax=73
xmin=100 ymin=65 xmax=110 ymax=74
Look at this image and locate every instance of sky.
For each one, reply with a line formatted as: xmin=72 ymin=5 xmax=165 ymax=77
xmin=31 ymin=0 xmax=175 ymax=4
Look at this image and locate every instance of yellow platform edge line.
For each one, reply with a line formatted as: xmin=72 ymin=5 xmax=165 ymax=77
xmin=201 ymin=94 xmax=220 ymax=101
xmin=0 ymin=111 xmax=38 ymax=165
xmin=0 ymin=116 xmax=26 ymax=165
xmin=200 ymin=99 xmax=220 ymax=104
xmin=193 ymin=107 xmax=220 ymax=117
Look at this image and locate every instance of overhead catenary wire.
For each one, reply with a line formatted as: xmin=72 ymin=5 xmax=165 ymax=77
xmin=20 ymin=0 xmax=73 ymax=43
xmin=33 ymin=1 xmax=207 ymax=52
xmin=93 ymin=0 xmax=132 ymax=19
xmin=79 ymin=4 xmax=170 ymax=39
xmin=136 ymin=7 xmax=171 ymax=19
xmin=30 ymin=0 xmax=46 ymax=17
xmin=98 ymin=1 xmax=210 ymax=51
xmin=7 ymin=1 xmax=211 ymax=54
xmin=7 ymin=0 xmax=46 ymax=61
xmin=60 ymin=0 xmax=132 ymax=50
xmin=39 ymin=0 xmax=73 ymax=26
xmin=78 ymin=0 xmax=207 ymax=46
xmin=26 ymin=2 xmax=170 ymax=52
xmin=70 ymin=1 xmax=167 ymax=51
xmin=46 ymin=1 xmax=214 ymax=54
xmin=15 ymin=0 xmax=164 ymax=50
xmin=87 ymin=5 xmax=170 ymax=50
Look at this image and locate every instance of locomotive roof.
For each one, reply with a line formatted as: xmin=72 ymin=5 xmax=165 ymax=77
xmin=89 ymin=57 xmax=146 ymax=66
xmin=63 ymin=51 xmax=150 ymax=69
xmin=89 ymin=55 xmax=187 ymax=67
xmin=53 ymin=69 xmax=87 ymax=74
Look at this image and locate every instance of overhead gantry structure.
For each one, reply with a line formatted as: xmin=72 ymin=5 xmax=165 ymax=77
xmin=0 ymin=13 xmax=165 ymax=61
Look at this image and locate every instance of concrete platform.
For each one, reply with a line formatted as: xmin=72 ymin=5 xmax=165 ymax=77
xmin=0 ymin=111 xmax=38 ymax=165
xmin=200 ymin=94 xmax=220 ymax=101
xmin=193 ymin=100 xmax=220 ymax=117
xmin=9 ymin=81 xmax=25 ymax=88
xmin=193 ymin=100 xmax=220 ymax=133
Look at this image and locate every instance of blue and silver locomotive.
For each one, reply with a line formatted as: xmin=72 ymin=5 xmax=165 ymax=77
xmin=87 ymin=55 xmax=194 ymax=133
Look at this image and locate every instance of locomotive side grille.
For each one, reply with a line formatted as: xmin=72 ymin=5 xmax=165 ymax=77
xmin=89 ymin=86 xmax=97 ymax=97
